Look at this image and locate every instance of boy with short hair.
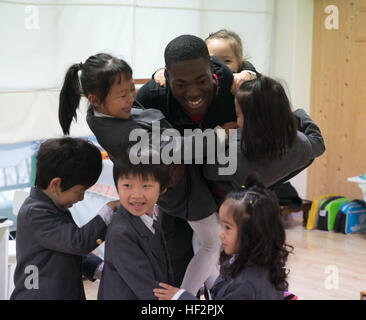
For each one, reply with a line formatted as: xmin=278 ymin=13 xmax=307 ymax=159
xmin=10 ymin=137 xmax=119 ymax=300
xmin=97 ymin=147 xmax=174 ymax=300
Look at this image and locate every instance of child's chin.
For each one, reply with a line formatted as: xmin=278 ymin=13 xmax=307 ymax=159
xmin=130 ymin=212 xmax=145 ymax=217
xmin=223 ymin=248 xmax=232 ymax=255
xmin=129 ymin=207 xmax=146 ymax=216
xmin=57 ymin=204 xmax=73 ymax=211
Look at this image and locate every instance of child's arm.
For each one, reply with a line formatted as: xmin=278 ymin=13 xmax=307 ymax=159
xmin=218 ymin=280 xmax=256 ymax=300
xmin=135 ymin=80 xmax=167 ymax=113
xmin=153 ymin=281 xmax=258 ymax=300
xmin=158 ymin=118 xmax=235 ymax=164
xmin=153 ymin=282 xmax=198 ymax=300
xmin=82 ymin=252 xmax=103 ymax=281
xmin=230 ymin=70 xmax=257 ymax=95
xmin=27 ymin=204 xmax=113 ymax=256
xmin=293 ymin=108 xmax=326 ymax=158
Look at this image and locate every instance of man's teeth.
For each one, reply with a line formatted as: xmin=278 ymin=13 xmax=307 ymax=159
xmin=188 ymin=98 xmax=202 ymax=105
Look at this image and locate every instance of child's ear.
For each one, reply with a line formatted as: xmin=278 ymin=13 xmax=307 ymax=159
xmin=88 ymin=94 xmax=101 ymax=108
xmin=160 ymin=188 xmax=167 ymax=195
xmin=49 ymin=177 xmax=62 ymax=193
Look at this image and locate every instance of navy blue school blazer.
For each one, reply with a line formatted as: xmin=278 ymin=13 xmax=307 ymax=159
xmin=10 ymin=187 xmax=107 ymax=300
xmin=179 ymin=265 xmax=283 ymax=300
xmin=97 ymin=206 xmax=174 ymax=300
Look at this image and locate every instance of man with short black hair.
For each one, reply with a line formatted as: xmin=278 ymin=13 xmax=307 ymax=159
xmin=136 ymin=34 xmax=238 ymax=289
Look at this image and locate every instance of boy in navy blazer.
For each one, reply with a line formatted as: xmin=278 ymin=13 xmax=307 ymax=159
xmin=10 ymin=137 xmax=119 ymax=300
xmin=98 ymin=147 xmax=174 ymax=300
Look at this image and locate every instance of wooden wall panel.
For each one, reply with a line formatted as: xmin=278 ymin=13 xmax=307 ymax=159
xmin=307 ymin=0 xmax=366 ymax=199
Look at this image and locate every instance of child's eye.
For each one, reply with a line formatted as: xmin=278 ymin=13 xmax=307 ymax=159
xmin=225 ymin=225 xmax=231 ymax=230
xmin=224 ymin=59 xmax=232 ymax=64
xmin=122 ymin=184 xmax=130 ymax=188
xmin=143 ymin=184 xmax=152 ymax=188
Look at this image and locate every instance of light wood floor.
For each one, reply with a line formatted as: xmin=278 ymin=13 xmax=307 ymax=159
xmin=84 ymin=214 xmax=366 ymax=300
xmin=285 ymin=215 xmax=366 ymax=300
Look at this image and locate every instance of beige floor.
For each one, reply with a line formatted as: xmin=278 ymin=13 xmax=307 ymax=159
xmin=285 ymin=215 xmax=366 ymax=300
xmin=84 ymin=214 xmax=366 ymax=300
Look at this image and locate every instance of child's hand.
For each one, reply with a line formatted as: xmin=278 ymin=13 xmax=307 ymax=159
xmin=153 ymin=68 xmax=166 ymax=87
xmin=221 ymin=121 xmax=238 ymax=137
xmin=231 ymin=70 xmax=257 ymax=95
xmin=106 ymin=200 xmax=120 ymax=211
xmin=153 ymin=282 xmax=179 ymax=300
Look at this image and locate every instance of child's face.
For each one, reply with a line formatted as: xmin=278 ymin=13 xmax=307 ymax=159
xmin=52 ymin=183 xmax=88 ymax=211
xmin=166 ymin=57 xmax=215 ymax=115
xmin=206 ymin=38 xmax=241 ymax=73
xmin=98 ymin=75 xmax=136 ymax=119
xmin=218 ymin=201 xmax=239 ymax=256
xmin=117 ymin=174 xmax=162 ymax=217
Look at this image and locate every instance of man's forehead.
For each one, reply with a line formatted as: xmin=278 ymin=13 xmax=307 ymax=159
xmin=167 ymin=58 xmax=212 ymax=79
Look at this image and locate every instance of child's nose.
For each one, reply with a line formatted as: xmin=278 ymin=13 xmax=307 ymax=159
xmin=131 ymin=191 xmax=143 ymax=199
xmin=218 ymin=229 xmax=223 ymax=239
xmin=129 ymin=90 xmax=136 ymax=103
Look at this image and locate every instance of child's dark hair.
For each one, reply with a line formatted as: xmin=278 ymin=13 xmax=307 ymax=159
xmin=219 ymin=175 xmax=293 ymax=291
xmin=59 ymin=53 xmax=133 ymax=135
xmin=164 ymin=34 xmax=211 ymax=68
xmin=113 ymin=146 xmax=170 ymax=192
xmin=236 ymin=75 xmax=297 ymax=161
xmin=35 ymin=137 xmax=102 ymax=191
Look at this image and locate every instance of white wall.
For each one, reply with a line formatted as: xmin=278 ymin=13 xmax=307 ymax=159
xmin=0 ymin=0 xmax=275 ymax=144
xmin=271 ymin=0 xmax=314 ymax=198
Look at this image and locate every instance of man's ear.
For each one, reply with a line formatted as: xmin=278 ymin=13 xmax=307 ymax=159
xmin=88 ymin=94 xmax=101 ymax=108
xmin=49 ymin=177 xmax=62 ymax=193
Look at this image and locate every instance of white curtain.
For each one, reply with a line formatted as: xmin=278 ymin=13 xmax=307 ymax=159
xmin=0 ymin=0 xmax=274 ymax=144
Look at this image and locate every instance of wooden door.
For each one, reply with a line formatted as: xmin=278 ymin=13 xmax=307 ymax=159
xmin=307 ymin=0 xmax=366 ymax=199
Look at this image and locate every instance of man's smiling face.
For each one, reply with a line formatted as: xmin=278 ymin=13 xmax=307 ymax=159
xmin=166 ymin=57 xmax=215 ymax=115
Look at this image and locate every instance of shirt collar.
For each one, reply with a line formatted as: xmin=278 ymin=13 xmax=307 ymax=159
xmin=139 ymin=212 xmax=158 ymax=234
xmin=93 ymin=108 xmax=114 ymax=118
xmin=229 ymin=254 xmax=238 ymax=264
